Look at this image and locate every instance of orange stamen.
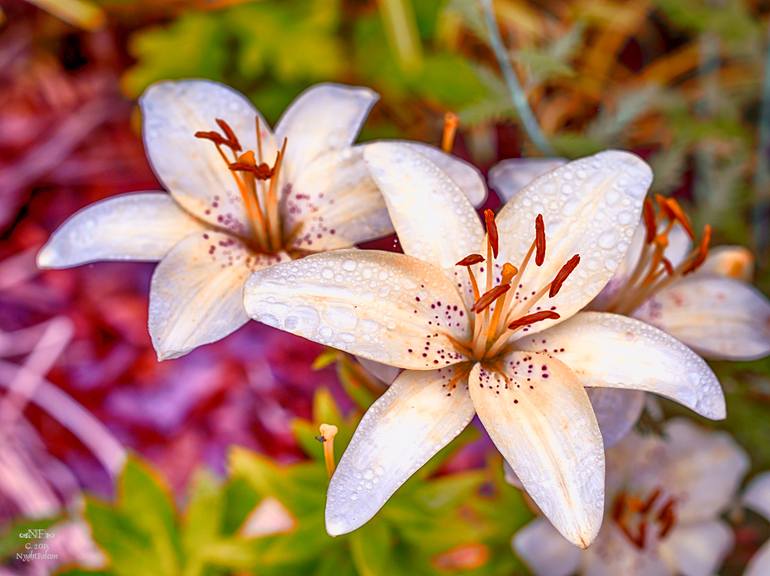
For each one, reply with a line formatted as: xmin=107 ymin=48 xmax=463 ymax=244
xmin=535 ymin=214 xmax=546 ymax=266
xmin=456 ymin=254 xmax=485 ymax=266
xmin=215 ymin=118 xmax=242 ymax=152
xmin=507 ymin=310 xmax=560 ymax=330
xmin=643 ymin=198 xmax=656 ymax=244
xmin=665 ymin=198 xmax=695 ymax=239
xmin=441 ymin=112 xmax=459 ymax=153
xmin=549 ymin=255 xmax=580 ymax=297
xmin=484 ymin=209 xmax=499 ymax=258
xmin=319 ymin=423 xmax=338 ymax=478
xmin=473 ymin=284 xmax=510 ymax=313
xmin=682 ymin=225 xmax=711 ymax=275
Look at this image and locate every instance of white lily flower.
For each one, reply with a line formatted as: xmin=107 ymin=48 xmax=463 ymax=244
xmin=514 ymin=418 xmax=748 ymax=576
xmin=491 ymin=156 xmax=770 ymax=448
xmin=37 ymin=80 xmax=485 ymax=360
xmin=243 ymin=144 xmax=725 ymax=547
xmin=744 ymin=472 xmax=770 ymax=576
xmin=490 ymin=156 xmax=770 ymax=362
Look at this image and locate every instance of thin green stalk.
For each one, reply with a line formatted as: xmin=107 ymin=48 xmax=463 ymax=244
xmin=479 ymin=0 xmax=554 ymax=155
xmin=377 ymin=0 xmax=422 ymax=72
xmin=752 ymin=25 xmax=770 ymax=261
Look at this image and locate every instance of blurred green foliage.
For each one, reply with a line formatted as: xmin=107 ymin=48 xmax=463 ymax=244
xmin=64 ymin=388 xmax=532 ymax=575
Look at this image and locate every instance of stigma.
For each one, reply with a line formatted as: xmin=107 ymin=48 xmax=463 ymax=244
xmin=455 ymin=210 xmax=580 ymax=362
xmin=195 ymin=118 xmax=289 ymax=254
xmin=605 ymin=196 xmax=711 ymax=315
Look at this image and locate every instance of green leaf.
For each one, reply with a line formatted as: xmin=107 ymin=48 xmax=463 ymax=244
xmin=350 ymin=521 xmax=394 ymax=576
xmin=182 ymin=470 xmax=224 ymax=576
xmin=122 ymin=11 xmax=227 ymax=97
xmin=118 ymin=457 xmax=181 ymax=576
xmin=83 ymin=498 xmax=157 ymax=576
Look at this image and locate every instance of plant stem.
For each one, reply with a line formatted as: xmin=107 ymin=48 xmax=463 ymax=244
xmin=479 ymin=0 xmax=554 ymax=155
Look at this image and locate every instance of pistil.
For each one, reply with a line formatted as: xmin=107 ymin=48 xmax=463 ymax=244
xmin=319 ymin=423 xmax=338 ymax=478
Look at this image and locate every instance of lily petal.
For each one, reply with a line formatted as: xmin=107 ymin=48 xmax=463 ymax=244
xmin=363 ymin=142 xmax=484 ymax=306
xmin=634 ymin=275 xmax=770 ymax=361
xmin=747 ymin=541 xmax=770 ymax=576
xmin=586 ymin=388 xmax=645 ymax=447
xmin=363 ymin=142 xmax=484 ymax=269
xmin=660 ymin=419 xmax=748 ymax=523
xmin=37 ymin=193 xmax=204 ymax=268
xmin=512 ymin=518 xmax=581 ymax=576
xmin=141 ymin=80 xmax=276 ymax=235
xmin=325 ymin=367 xmax=475 ymax=535
xmin=660 ymin=521 xmax=733 ymax=576
xmin=275 ymin=83 xmax=378 ymax=183
xmin=243 ymin=250 xmax=470 ymax=370
xmin=516 ymin=312 xmax=725 ymax=420
xmin=468 ymin=354 xmax=605 ymax=548
xmin=488 ymin=157 xmax=566 ymax=203
xmin=149 ymin=231 xmax=287 ymax=360
xmin=284 ymin=148 xmax=393 ymax=251
xmin=357 ymin=357 xmax=401 ymax=385
xmin=698 ymin=245 xmax=754 ymax=280
xmin=745 ymin=471 xmax=770 ymax=520
xmin=495 ymin=151 xmax=652 ymax=334
xmin=397 ymin=142 xmax=487 ymax=206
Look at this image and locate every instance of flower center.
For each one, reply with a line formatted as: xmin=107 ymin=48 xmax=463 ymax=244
xmin=611 ymin=487 xmax=677 ymax=549
xmin=453 ymin=210 xmax=580 ymax=363
xmin=604 ymin=196 xmax=711 ymax=315
xmin=195 ymin=118 xmax=297 ymax=254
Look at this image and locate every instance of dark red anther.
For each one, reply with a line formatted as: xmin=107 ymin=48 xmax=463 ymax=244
xmin=535 ymin=214 xmax=546 ymax=266
xmin=484 ymin=209 xmax=499 ymax=258
xmin=549 ymin=255 xmax=581 ymax=297
xmin=472 ymin=284 xmax=510 ymax=313
xmin=643 ymin=198 xmax=656 ymax=244
xmin=507 ymin=310 xmax=560 ymax=330
xmin=661 ymin=257 xmax=674 ymax=276
xmin=229 ymin=161 xmax=275 ymax=180
xmin=456 ymin=254 xmax=485 ymax=267
xmin=640 ymin=488 xmax=661 ymax=514
xmin=194 ymin=130 xmax=229 ymax=147
xmin=215 ymin=118 xmax=242 ymax=151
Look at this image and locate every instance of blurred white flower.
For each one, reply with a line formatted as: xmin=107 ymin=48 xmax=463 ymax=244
xmin=244 ymin=144 xmax=725 ymax=547
xmin=743 ymin=471 xmax=770 ymax=575
xmin=514 ymin=419 xmax=748 ymax=576
xmin=37 ymin=80 xmax=485 ymax=360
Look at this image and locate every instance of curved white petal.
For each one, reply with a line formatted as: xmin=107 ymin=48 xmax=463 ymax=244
xmin=697 ymin=245 xmax=754 ymax=280
xmin=495 ymin=151 xmax=652 ymax=335
xmin=586 ymin=388 xmax=645 ymax=447
xmin=659 ymin=521 xmax=733 ymax=576
xmin=469 ymin=354 xmax=605 ymax=548
xmin=660 ymin=419 xmax=748 ymax=523
xmin=150 ymin=231 xmax=287 ymax=360
xmin=512 ymin=518 xmax=581 ymax=576
xmin=275 ymin=83 xmax=378 ymax=183
xmin=488 ymin=157 xmax=566 ymax=203
xmin=284 ymin=148 xmax=392 ymax=251
xmin=363 ymin=142 xmax=484 ymax=273
xmin=396 ymin=142 xmax=487 ymax=206
xmin=745 ymin=472 xmax=770 ymax=520
xmin=746 ymin=541 xmax=770 ymax=576
xmin=243 ymin=250 xmax=470 ymax=370
xmin=634 ymin=275 xmax=770 ymax=361
xmin=37 ymin=193 xmax=204 ymax=268
xmin=516 ymin=312 xmax=725 ymax=420
xmin=141 ymin=80 xmax=276 ymax=235
xmin=357 ymin=357 xmax=401 ymax=385
xmin=325 ymin=367 xmax=475 ymax=535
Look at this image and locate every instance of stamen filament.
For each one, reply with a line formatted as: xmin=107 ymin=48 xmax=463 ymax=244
xmin=319 ymin=423 xmax=338 ymax=478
